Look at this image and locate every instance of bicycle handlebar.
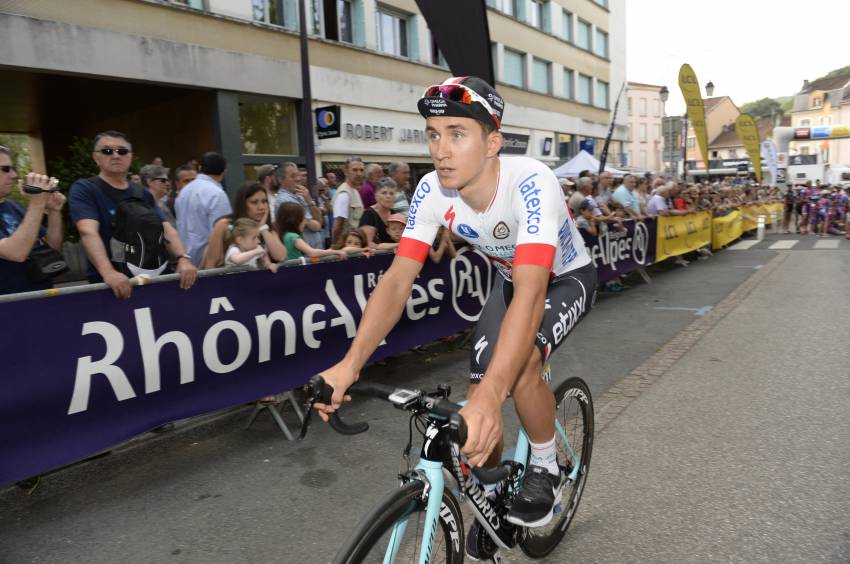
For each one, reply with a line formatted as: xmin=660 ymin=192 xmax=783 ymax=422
xmin=298 ymin=375 xmax=467 ymax=447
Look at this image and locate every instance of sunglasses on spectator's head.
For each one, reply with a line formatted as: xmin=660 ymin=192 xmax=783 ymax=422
xmin=98 ymin=147 xmax=131 ymax=156
xmin=0 ymin=165 xmax=15 ymax=173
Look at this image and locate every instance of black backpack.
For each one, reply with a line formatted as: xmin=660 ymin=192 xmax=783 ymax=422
xmin=100 ymin=181 xmax=169 ymax=277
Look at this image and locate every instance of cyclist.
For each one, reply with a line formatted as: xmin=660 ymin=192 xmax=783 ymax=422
xmin=315 ymin=76 xmax=596 ymax=530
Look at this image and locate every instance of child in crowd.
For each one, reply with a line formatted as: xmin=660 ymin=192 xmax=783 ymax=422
xmin=275 ymin=202 xmax=355 ymax=260
xmin=224 ymin=218 xmax=277 ymax=273
xmin=340 ymin=227 xmax=369 ymax=250
xmin=429 ymin=226 xmax=457 ymax=263
xmin=575 ymin=200 xmax=598 ymax=237
xmin=372 ymin=213 xmax=405 ymax=251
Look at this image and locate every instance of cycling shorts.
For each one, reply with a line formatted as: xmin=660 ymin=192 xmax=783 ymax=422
xmin=469 ymin=262 xmax=597 ymax=384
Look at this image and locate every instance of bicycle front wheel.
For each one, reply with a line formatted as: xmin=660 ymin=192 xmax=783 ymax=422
xmin=333 ymin=479 xmax=464 ymax=564
xmin=520 ymin=376 xmax=594 ymax=558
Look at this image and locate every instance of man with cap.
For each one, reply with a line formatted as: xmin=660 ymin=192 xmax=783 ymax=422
xmin=314 ymin=76 xmax=596 ymax=535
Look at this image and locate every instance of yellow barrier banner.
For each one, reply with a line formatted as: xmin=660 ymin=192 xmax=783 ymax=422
xmin=735 ymin=114 xmax=762 ymax=183
xmin=712 ymin=210 xmax=744 ymax=249
xmin=740 ymin=205 xmax=759 ymax=231
xmin=656 ymin=211 xmax=712 ymax=261
xmin=678 ymin=64 xmax=710 ymax=170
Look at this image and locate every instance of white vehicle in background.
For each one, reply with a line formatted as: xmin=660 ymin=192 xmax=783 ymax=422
xmin=825 ymin=165 xmax=850 ymax=187
xmin=787 ymin=153 xmax=850 ymax=186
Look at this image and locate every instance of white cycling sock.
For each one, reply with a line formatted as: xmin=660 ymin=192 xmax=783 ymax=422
xmin=528 ymin=435 xmax=559 ymax=476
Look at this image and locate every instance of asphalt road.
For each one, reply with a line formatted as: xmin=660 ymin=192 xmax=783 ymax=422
xmin=1 ymin=234 xmax=847 ymax=563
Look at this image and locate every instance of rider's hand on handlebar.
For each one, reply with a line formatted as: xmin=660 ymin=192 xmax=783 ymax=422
xmin=313 ymin=361 xmax=358 ymax=422
xmin=459 ymin=386 xmax=503 ymax=468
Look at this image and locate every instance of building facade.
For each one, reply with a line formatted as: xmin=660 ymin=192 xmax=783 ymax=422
xmin=788 ymin=72 xmax=850 ymax=166
xmin=0 ymin=0 xmax=626 ymax=193
xmin=625 ymin=81 xmax=664 ymax=171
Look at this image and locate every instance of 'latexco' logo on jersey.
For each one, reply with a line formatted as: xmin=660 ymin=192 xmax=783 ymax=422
xmin=493 ymin=221 xmax=510 ymax=239
xmin=518 ymin=173 xmax=542 ymax=234
xmin=456 ymin=224 xmax=480 ymax=238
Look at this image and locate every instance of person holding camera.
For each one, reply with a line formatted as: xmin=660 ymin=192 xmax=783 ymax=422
xmin=0 ymin=146 xmax=66 ymax=296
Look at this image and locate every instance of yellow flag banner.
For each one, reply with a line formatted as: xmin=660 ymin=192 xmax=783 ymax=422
xmin=735 ymin=114 xmax=762 ymax=183
xmin=678 ymin=64 xmax=710 ymax=171
xmin=712 ymin=210 xmax=744 ymax=249
xmin=655 ymin=211 xmax=712 ymax=261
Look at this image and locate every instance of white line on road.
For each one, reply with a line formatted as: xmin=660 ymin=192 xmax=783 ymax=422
xmin=813 ymin=239 xmax=840 ymax=249
xmin=728 ymin=240 xmax=760 ymax=250
xmin=654 ymin=306 xmax=714 ymax=316
xmin=768 ymin=240 xmax=799 ymax=250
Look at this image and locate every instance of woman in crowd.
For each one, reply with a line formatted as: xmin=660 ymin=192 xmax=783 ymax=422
xmin=275 ymin=202 xmax=356 ymax=260
xmin=203 ymin=182 xmax=287 ymax=269
xmin=358 ymin=177 xmax=398 ymax=247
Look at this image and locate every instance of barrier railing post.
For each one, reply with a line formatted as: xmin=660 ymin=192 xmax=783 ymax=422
xmin=757 ymin=215 xmax=766 ymax=241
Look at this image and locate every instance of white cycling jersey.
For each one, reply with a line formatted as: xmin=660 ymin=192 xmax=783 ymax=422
xmin=398 ymin=156 xmax=591 ymax=280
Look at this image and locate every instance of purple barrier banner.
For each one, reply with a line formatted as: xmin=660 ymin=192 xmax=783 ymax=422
xmin=0 ymin=248 xmax=494 ymax=486
xmin=581 ymin=219 xmax=657 ymax=283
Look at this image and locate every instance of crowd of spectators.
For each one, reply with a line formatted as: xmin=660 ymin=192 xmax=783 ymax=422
xmin=782 ymin=181 xmax=849 ymax=237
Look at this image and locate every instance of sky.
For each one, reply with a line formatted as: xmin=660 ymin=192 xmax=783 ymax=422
xmin=626 ymin=0 xmax=849 ymax=114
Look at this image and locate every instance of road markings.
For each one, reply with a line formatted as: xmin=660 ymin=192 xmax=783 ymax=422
xmin=768 ymin=240 xmax=799 ymax=250
xmin=728 ymin=240 xmax=760 ymax=250
xmin=654 ymin=306 xmax=714 ymax=317
xmin=813 ymin=239 xmax=840 ymax=249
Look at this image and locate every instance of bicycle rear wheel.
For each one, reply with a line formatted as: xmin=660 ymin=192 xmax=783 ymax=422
xmin=520 ymin=376 xmax=594 ymax=558
xmin=333 ymin=479 xmax=464 ymax=564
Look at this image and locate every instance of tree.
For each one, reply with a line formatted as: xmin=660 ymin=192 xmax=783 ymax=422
xmin=739 ymin=97 xmax=783 ymax=121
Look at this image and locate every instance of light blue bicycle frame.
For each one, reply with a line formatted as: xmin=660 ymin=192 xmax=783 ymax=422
xmin=382 ymin=407 xmax=580 ymax=563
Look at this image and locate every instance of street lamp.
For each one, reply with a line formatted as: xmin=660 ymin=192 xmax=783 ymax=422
xmin=705 ymin=80 xmax=715 ymax=97
xmin=660 ymin=86 xmax=669 ymax=176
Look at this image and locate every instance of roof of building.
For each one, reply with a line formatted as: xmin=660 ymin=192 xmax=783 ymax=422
xmin=798 ymin=72 xmax=850 ymax=94
xmin=709 ymin=116 xmax=790 ymax=148
xmin=704 ymin=97 xmax=727 ymax=112
xmin=627 ymin=81 xmax=664 ymax=90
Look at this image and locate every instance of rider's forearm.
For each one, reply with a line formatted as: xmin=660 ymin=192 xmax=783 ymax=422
xmin=342 ymin=267 xmax=414 ymax=372
xmin=477 ymin=268 xmax=548 ymax=402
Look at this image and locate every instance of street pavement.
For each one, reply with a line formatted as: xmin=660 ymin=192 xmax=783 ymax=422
xmin=0 ymin=235 xmax=847 ymax=563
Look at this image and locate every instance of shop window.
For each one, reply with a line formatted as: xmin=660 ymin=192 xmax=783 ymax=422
xmin=503 ymin=48 xmax=525 ymax=88
xmin=239 ymin=96 xmax=297 ymax=156
xmin=376 ymin=5 xmax=409 ymax=57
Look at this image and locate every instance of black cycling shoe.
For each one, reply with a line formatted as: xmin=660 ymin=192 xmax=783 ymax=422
xmin=505 ymin=465 xmax=563 ymax=528
xmin=465 ymin=520 xmax=484 ymax=561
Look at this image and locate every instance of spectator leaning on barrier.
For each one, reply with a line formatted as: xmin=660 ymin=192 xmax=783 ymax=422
xmin=646 ymin=182 xmax=687 ymax=218
xmin=574 ymin=200 xmax=598 ymax=238
xmin=139 ymin=164 xmax=176 ymax=227
xmin=0 ymin=153 xmax=66 ymax=296
xmin=359 ymin=177 xmax=398 ymax=247
xmin=388 ymin=161 xmax=411 ymax=214
xmin=596 ymin=170 xmax=615 ymax=214
xmin=274 ymin=162 xmax=324 ymax=249
xmin=331 ymin=156 xmax=366 ymax=248
xmin=203 ymin=181 xmax=286 ymax=269
xmin=568 ymin=177 xmax=591 ymax=217
xmin=69 ymin=131 xmax=196 ymax=299
xmin=612 ymin=174 xmax=644 ymax=220
xmin=274 ymin=202 xmax=351 ymax=261
xmin=175 ymin=152 xmax=232 ymax=267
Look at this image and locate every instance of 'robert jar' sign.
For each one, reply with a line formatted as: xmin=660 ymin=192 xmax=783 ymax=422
xmin=344 ymin=123 xmax=427 ymax=144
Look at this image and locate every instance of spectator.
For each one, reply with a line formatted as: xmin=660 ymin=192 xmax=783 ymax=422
xmin=274 ymin=202 xmax=350 ymax=260
xmin=325 ymin=171 xmax=339 ymax=197
xmin=151 ymin=157 xmax=164 ymax=167
xmin=0 ymin=159 xmax=65 ymax=296
xmin=646 ymin=182 xmax=683 ymax=217
xmin=256 ymin=164 xmax=281 ymax=221
xmin=635 ymin=176 xmax=650 ymax=215
xmin=568 ymin=177 xmax=591 ymax=217
xmin=575 ymin=200 xmax=598 ymax=237
xmin=316 ymin=177 xmax=333 ymax=248
xmin=373 ymin=212 xmax=405 ymax=251
xmin=129 ymin=172 xmax=142 ymax=186
xmin=359 ymin=177 xmax=397 ymax=246
xmin=175 ymin=151 xmax=232 ymax=266
xmin=223 ymin=217 xmax=277 ymax=272
xmin=337 ymin=227 xmax=368 ymax=250
xmin=558 ymin=177 xmax=575 ymax=202
xmin=139 ymin=164 xmax=176 ymax=227
xmin=358 ymin=163 xmax=382 ymax=208
xmin=173 ymin=163 xmax=198 ymax=193
xmin=331 ymin=157 xmax=366 ymax=248
xmin=273 ymin=162 xmax=324 ymax=249
xmin=388 ymin=161 xmax=411 ymax=214
xmin=429 ymin=226 xmax=457 ymax=263
xmin=612 ymin=174 xmax=643 ymax=220
xmin=203 ymin=181 xmax=286 ymax=269
xmin=596 ymin=170 xmax=615 ymax=214
xmin=69 ymin=130 xmax=196 ymax=298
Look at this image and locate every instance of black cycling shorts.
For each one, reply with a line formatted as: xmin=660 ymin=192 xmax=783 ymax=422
xmin=469 ymin=262 xmax=597 ymax=384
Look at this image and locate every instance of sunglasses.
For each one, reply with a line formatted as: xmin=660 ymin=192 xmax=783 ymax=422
xmin=98 ymin=147 xmax=131 ymax=156
xmin=0 ymin=165 xmax=15 ymax=173
xmin=152 ymin=177 xmax=169 ymax=182
xmin=422 ymin=84 xmax=501 ymax=128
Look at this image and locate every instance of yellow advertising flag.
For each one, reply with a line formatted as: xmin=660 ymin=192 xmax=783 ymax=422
xmin=678 ymin=64 xmax=710 ymax=173
xmin=735 ymin=114 xmax=762 ymax=183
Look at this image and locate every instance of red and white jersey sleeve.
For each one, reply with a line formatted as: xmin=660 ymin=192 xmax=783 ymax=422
xmin=398 ymin=156 xmax=591 ymax=280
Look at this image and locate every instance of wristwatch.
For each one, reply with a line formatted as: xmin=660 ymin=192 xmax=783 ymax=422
xmin=259 ymin=224 xmax=270 ymax=232
xmin=179 ymin=253 xmax=191 ymax=261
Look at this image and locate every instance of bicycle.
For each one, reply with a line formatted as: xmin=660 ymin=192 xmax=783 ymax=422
xmin=299 ymin=370 xmax=594 ymax=563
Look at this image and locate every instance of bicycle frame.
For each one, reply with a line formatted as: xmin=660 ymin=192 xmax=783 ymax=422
xmin=383 ymin=413 xmax=582 ymax=563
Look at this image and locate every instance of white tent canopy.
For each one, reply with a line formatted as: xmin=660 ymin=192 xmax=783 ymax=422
xmin=551 ymin=150 xmax=627 ymax=178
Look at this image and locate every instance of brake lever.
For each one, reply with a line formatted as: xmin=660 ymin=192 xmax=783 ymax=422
xmin=298 ymin=375 xmax=332 ymax=441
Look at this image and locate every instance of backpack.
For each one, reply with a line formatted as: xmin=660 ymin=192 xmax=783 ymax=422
xmin=101 ymin=182 xmax=169 ymax=278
